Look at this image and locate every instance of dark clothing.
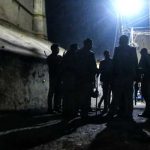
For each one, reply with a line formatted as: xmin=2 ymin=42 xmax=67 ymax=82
xmin=139 ymin=54 xmax=150 ymax=79
xmin=141 ymin=78 xmax=150 ymax=115
xmin=113 ymin=46 xmax=138 ymax=79
xmin=111 ymin=78 xmax=134 ymax=118
xmin=139 ymin=54 xmax=150 ymax=115
xmin=76 ymin=48 xmax=97 ymax=118
xmin=48 ymin=78 xmax=62 ymax=111
xmin=110 ymin=45 xmax=138 ymax=119
xmin=47 ymin=54 xmax=62 ymax=112
xmin=76 ymin=49 xmax=97 ymax=84
xmin=77 ymin=82 xmax=93 ymax=117
xmin=47 ymin=54 xmax=62 ymax=77
xmin=98 ymin=81 xmax=111 ymax=112
xmin=61 ymin=50 xmax=78 ymax=118
xmin=134 ymin=82 xmax=139 ymax=103
xmin=62 ymin=51 xmax=77 ymax=91
xmin=99 ymin=58 xmax=113 ymax=82
xmin=98 ymin=58 xmax=113 ymax=112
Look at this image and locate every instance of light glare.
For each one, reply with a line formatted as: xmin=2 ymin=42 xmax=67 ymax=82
xmin=115 ymin=0 xmax=143 ymax=16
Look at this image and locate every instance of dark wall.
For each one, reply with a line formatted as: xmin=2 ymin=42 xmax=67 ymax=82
xmin=0 ymin=50 xmax=49 ymax=111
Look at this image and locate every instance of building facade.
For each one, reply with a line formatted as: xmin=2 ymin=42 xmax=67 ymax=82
xmin=0 ymin=0 xmax=65 ymax=112
xmin=0 ymin=0 xmax=47 ymax=38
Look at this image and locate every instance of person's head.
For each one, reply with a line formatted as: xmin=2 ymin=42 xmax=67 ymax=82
xmin=140 ymin=48 xmax=148 ymax=56
xmin=83 ymin=38 xmax=92 ymax=50
xmin=69 ymin=43 xmax=78 ymax=52
xmin=51 ymin=44 xmax=59 ymax=54
xmin=103 ymin=50 xmax=110 ymax=59
xmin=119 ymin=35 xmax=129 ymax=46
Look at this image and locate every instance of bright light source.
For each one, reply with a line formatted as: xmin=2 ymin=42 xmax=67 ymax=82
xmin=115 ymin=0 xmax=144 ymax=16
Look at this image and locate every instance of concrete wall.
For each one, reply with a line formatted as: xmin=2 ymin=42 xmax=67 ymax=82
xmin=0 ymin=50 xmax=49 ymax=111
xmin=0 ymin=0 xmax=47 ymax=38
xmin=0 ymin=0 xmax=33 ymax=32
xmin=0 ymin=0 xmax=61 ymax=111
xmin=17 ymin=0 xmax=34 ymax=13
xmin=33 ymin=0 xmax=47 ymax=38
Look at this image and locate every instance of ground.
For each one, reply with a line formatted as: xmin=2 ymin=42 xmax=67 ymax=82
xmin=0 ymin=103 xmax=150 ymax=150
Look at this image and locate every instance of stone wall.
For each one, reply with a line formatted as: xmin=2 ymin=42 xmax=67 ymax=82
xmin=0 ymin=0 xmax=47 ymax=38
xmin=0 ymin=0 xmax=61 ymax=111
xmin=0 ymin=0 xmax=33 ymax=32
xmin=0 ymin=50 xmax=49 ymax=111
xmin=33 ymin=0 xmax=47 ymax=38
xmin=16 ymin=0 xmax=34 ymax=13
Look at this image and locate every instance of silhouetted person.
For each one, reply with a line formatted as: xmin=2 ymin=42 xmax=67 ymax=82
xmin=98 ymin=50 xmax=113 ymax=114
xmin=47 ymin=44 xmax=62 ymax=113
xmin=109 ymin=35 xmax=138 ymax=120
xmin=134 ymin=67 xmax=143 ymax=104
xmin=138 ymin=48 xmax=150 ymax=117
xmin=61 ymin=44 xmax=78 ymax=119
xmin=76 ymin=38 xmax=97 ymax=119
xmin=134 ymin=82 xmax=139 ymax=104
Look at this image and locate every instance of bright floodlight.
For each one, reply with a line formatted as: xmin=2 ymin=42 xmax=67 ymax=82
xmin=115 ymin=0 xmax=143 ymax=16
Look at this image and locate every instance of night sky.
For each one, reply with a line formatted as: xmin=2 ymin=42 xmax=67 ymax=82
xmin=45 ymin=0 xmax=149 ymax=59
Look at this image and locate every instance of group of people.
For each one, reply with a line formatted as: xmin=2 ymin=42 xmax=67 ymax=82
xmin=138 ymin=48 xmax=150 ymax=117
xmin=47 ymin=38 xmax=97 ymax=119
xmin=47 ymin=35 xmax=150 ymax=121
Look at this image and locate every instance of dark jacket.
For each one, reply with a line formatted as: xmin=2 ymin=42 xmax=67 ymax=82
xmin=99 ymin=58 xmax=113 ymax=82
xmin=76 ymin=49 xmax=97 ymax=83
xmin=113 ymin=45 xmax=138 ymax=79
xmin=139 ymin=54 xmax=150 ymax=79
xmin=61 ymin=50 xmax=77 ymax=91
xmin=47 ymin=54 xmax=62 ymax=78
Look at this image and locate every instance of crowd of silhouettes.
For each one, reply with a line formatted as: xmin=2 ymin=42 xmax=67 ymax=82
xmin=47 ymin=35 xmax=150 ymax=121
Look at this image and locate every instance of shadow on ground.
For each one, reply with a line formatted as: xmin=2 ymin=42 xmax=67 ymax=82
xmin=0 ymin=110 xmax=107 ymax=150
xmin=0 ymin=109 xmax=150 ymax=150
xmin=88 ymin=118 xmax=150 ymax=150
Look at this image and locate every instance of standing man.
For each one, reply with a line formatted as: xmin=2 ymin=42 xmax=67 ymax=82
xmin=138 ymin=48 xmax=150 ymax=117
xmin=98 ymin=50 xmax=113 ymax=115
xmin=109 ymin=35 xmax=138 ymax=120
xmin=47 ymin=44 xmax=62 ymax=113
xmin=76 ymin=38 xmax=97 ymax=119
xmin=61 ymin=44 xmax=78 ymax=119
